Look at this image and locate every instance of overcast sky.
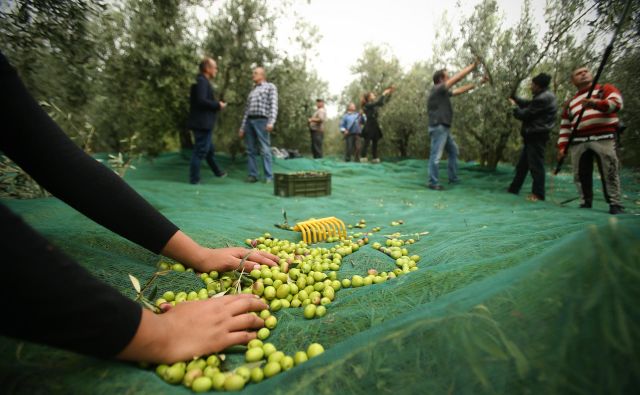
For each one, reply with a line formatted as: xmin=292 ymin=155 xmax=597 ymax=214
xmin=274 ymin=0 xmax=548 ymax=98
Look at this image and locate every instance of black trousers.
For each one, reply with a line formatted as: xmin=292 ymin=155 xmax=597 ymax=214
xmin=578 ymin=149 xmax=610 ymax=204
xmin=361 ymin=137 xmax=379 ymax=159
xmin=509 ymin=139 xmax=547 ymax=199
xmin=310 ymin=130 xmax=323 ymax=158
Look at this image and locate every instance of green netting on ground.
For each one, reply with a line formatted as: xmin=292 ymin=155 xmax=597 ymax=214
xmin=1 ymin=153 xmax=639 ymax=395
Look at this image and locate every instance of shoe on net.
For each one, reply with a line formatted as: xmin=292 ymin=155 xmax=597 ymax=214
xmin=371 ymin=158 xmax=381 ymax=163
xmin=579 ymin=202 xmax=592 ymax=209
xmin=427 ymin=184 xmax=444 ymax=191
xmin=609 ymin=204 xmax=624 ymax=215
xmin=245 ymin=176 xmax=258 ymax=183
xmin=359 ymin=157 xmax=368 ymax=163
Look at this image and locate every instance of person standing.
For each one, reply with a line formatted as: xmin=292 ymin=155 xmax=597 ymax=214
xmin=239 ymin=67 xmax=278 ymax=183
xmin=360 ymin=87 xmax=394 ymax=163
xmin=426 ymin=61 xmax=484 ymax=190
xmin=187 ymin=57 xmax=227 ymax=184
xmin=557 ymin=66 xmax=625 ymax=214
xmin=507 ymin=73 xmax=558 ymax=201
xmin=308 ymin=98 xmax=327 ymax=158
xmin=339 ymin=102 xmax=362 ymax=162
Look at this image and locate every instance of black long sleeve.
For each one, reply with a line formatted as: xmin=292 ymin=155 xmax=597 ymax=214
xmin=1 ymin=203 xmax=142 ymax=358
xmin=0 ymin=51 xmax=180 ymax=357
xmin=0 ymin=53 xmax=179 ymax=254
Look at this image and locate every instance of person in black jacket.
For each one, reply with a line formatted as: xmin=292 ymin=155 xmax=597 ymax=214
xmin=360 ymin=87 xmax=394 ymax=163
xmin=507 ymin=73 xmax=558 ymax=201
xmin=0 ymin=51 xmax=279 ymax=363
xmin=187 ymin=58 xmax=227 ymax=184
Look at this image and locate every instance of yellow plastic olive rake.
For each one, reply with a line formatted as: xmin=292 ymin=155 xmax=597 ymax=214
xmin=293 ymin=217 xmax=347 ymax=244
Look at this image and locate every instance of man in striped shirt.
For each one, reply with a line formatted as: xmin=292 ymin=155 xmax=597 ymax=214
xmin=239 ymin=67 xmax=278 ymax=183
xmin=558 ymin=66 xmax=624 ymax=214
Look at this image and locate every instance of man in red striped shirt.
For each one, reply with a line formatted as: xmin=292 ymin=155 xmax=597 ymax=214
xmin=557 ymin=66 xmax=624 ymax=214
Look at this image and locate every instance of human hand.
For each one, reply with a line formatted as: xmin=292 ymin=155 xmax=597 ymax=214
xmin=508 ymin=98 xmax=516 ymax=106
xmin=219 ymin=101 xmax=226 ymax=110
xmin=121 ymin=294 xmax=267 ymax=364
xmin=266 ymin=124 xmax=273 ymax=132
xmin=557 ymin=148 xmax=566 ymax=162
xmin=580 ymin=98 xmax=598 ymax=109
xmin=238 ymin=129 xmax=245 ymax=138
xmin=191 ymin=247 xmax=278 ymax=273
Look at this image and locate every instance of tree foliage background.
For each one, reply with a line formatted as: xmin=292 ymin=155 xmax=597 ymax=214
xmin=0 ymin=0 xmax=638 ymax=170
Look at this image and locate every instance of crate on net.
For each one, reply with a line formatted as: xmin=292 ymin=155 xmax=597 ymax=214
xmin=274 ymin=171 xmax=331 ymax=197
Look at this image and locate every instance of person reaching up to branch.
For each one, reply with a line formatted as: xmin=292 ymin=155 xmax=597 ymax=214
xmin=426 ymin=60 xmax=487 ymax=190
xmin=360 ymin=86 xmax=395 ymax=163
xmin=507 ymin=73 xmax=558 ymax=201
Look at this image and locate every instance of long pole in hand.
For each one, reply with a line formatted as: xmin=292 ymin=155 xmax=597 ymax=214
xmin=554 ymin=0 xmax=633 ymax=175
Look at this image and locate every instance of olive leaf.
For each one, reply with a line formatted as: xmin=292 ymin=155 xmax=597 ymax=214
xmin=148 ymin=285 xmax=158 ymax=301
xmin=129 ymin=274 xmax=141 ymax=293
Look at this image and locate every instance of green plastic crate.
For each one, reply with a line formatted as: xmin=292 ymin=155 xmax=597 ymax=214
xmin=274 ymin=172 xmax=331 ymax=197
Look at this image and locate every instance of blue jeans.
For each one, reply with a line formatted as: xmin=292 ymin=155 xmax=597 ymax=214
xmin=244 ymin=118 xmax=273 ymax=180
xmin=428 ymin=124 xmax=459 ymax=186
xmin=190 ymin=128 xmax=224 ymax=184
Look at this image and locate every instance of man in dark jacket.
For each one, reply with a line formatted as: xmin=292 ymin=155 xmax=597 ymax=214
xmin=507 ymin=73 xmax=557 ymax=201
xmin=187 ymin=57 xmax=227 ymax=184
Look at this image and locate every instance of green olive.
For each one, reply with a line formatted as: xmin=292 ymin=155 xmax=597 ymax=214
xmin=206 ymin=354 xmax=220 ymax=367
xmin=293 ymin=351 xmax=308 ymax=365
xmin=248 ymin=339 xmax=263 ymax=349
xmin=351 ymin=275 xmax=364 ymax=287
xmin=259 ymin=309 xmax=271 ymax=320
xmin=270 ymin=299 xmax=282 ymax=312
xmin=187 ymin=291 xmax=198 ymax=301
xmin=187 ymin=358 xmax=206 ymax=371
xmin=183 ymin=368 xmax=203 ymax=387
xmin=210 ymin=372 xmax=226 ymax=390
xmin=307 ymin=343 xmax=325 ymax=358
xmin=263 ymin=361 xmax=282 ymax=378
xmin=268 ymin=350 xmax=285 ymax=363
xmin=341 ymin=278 xmax=351 ymax=288
xmin=250 ymin=366 xmax=264 ymax=383
xmin=257 ymin=327 xmax=270 ymax=340
xmin=304 ymin=304 xmax=317 ymax=319
xmin=191 ymin=376 xmax=213 ymax=393
xmin=203 ymin=366 xmax=219 ymax=378
xmin=172 ymin=263 xmax=186 ymax=272
xmin=163 ymin=363 xmax=185 ymax=384
xmin=263 ymin=286 xmax=276 ymax=300
xmin=162 ymin=291 xmax=175 ymax=302
xmin=281 ymin=355 xmax=294 ymax=370
xmin=224 ymin=374 xmax=245 ymax=391
xmin=246 ymin=346 xmax=265 ymax=362
xmin=155 ymin=364 xmax=168 ymax=377
xmin=235 ymin=366 xmax=251 ymax=382
xmin=265 ymin=315 xmax=278 ymax=329
xmin=262 ymin=342 xmax=277 ymax=357
xmin=315 ymin=305 xmax=327 ymax=317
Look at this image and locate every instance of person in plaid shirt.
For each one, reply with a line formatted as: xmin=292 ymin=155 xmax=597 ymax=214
xmin=239 ymin=67 xmax=278 ymax=183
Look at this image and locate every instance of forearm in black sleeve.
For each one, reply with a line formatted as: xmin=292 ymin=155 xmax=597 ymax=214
xmin=0 ymin=52 xmax=178 ymax=254
xmin=1 ymin=203 xmax=142 ymax=358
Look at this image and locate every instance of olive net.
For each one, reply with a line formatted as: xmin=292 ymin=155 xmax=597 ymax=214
xmin=1 ymin=153 xmax=639 ymax=395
